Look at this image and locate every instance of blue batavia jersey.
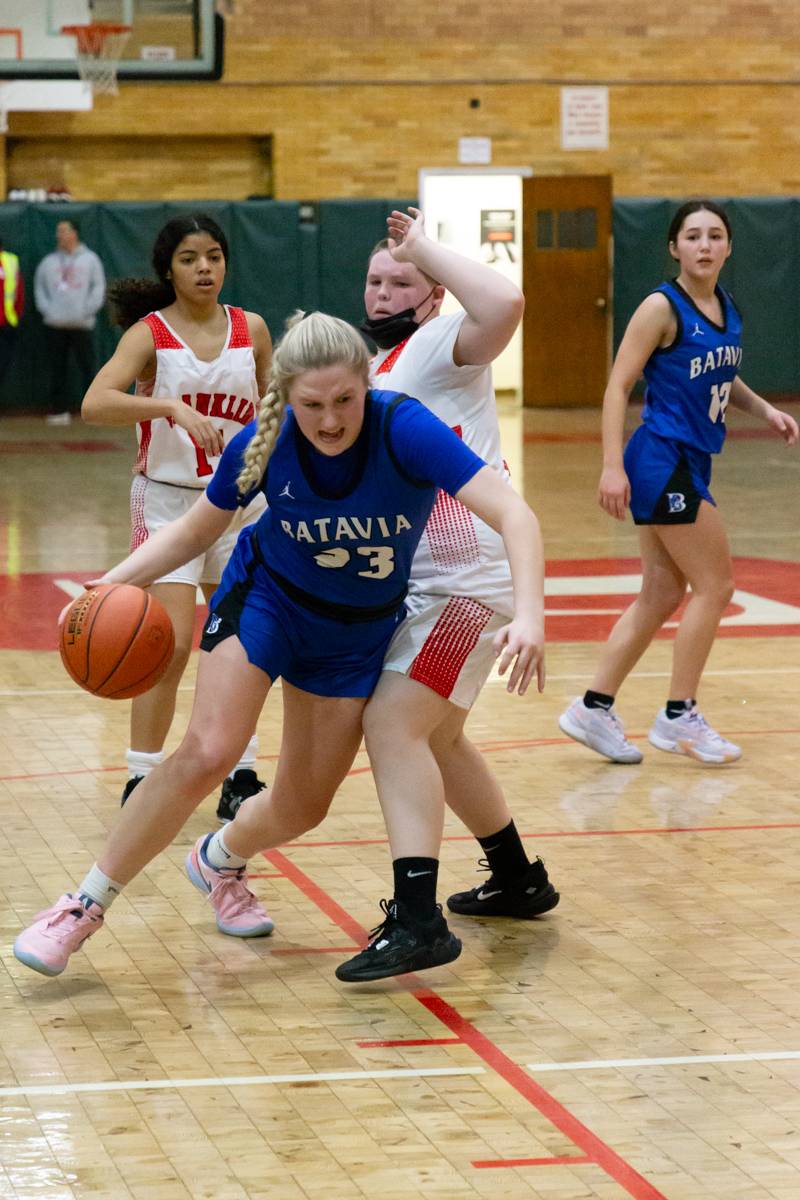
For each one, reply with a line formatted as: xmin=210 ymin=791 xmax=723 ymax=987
xmin=207 ymin=389 xmax=485 ymax=617
xmin=641 ymin=281 xmax=743 ymax=454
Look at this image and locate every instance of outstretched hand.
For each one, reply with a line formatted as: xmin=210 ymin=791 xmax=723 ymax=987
xmin=493 ymin=619 xmax=546 ymax=696
xmin=386 ymin=206 xmax=426 ymax=262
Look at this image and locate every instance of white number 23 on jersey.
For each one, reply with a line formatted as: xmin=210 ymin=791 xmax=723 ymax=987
xmin=313 ymin=545 xmax=395 ymax=579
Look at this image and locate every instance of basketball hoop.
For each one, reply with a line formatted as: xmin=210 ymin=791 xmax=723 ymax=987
xmin=61 ymin=23 xmax=132 ymax=96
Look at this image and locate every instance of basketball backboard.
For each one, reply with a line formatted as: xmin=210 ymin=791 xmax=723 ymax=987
xmin=0 ymin=1 xmax=221 ymax=82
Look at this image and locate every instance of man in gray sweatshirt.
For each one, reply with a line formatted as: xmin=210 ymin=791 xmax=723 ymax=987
xmin=34 ymin=218 xmax=106 ymax=424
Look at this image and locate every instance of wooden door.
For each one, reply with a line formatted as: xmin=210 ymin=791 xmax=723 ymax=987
xmin=522 ymin=175 xmax=612 ymax=407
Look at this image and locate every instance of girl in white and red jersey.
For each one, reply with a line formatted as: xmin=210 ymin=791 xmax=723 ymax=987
xmin=81 ymin=214 xmax=272 ymax=819
xmin=334 ymin=209 xmax=558 ymax=982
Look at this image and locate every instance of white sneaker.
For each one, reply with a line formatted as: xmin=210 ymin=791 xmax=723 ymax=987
xmin=648 ymin=707 xmax=741 ymax=764
xmin=45 ymin=412 xmax=73 ymax=426
xmin=558 ymin=698 xmax=643 ymax=764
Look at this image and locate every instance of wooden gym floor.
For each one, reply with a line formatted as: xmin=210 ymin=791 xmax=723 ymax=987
xmin=1 ymin=401 xmax=799 ymax=1200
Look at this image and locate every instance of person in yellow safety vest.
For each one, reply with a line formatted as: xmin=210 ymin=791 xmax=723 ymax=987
xmin=0 ymin=239 xmax=24 ymax=387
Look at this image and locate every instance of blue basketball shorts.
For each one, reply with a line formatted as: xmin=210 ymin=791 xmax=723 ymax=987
xmin=200 ymin=528 xmax=405 ymax=698
xmin=623 ymin=425 xmax=715 ymax=526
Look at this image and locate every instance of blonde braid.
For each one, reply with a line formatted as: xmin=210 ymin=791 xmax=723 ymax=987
xmin=236 ymin=384 xmax=286 ymax=495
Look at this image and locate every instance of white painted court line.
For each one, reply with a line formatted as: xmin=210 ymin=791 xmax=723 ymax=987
xmin=0 ymin=1065 xmax=484 ymax=1099
xmin=528 ymin=1051 xmax=800 ymax=1073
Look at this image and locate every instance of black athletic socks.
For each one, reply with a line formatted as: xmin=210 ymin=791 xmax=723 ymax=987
xmin=583 ymin=689 xmax=615 ymax=710
xmin=478 ymin=820 xmax=529 ymax=884
xmin=666 ymin=698 xmax=695 ymax=720
xmin=393 ymin=857 xmax=439 ymax=920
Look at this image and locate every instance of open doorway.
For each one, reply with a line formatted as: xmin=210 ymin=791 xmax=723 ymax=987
xmin=419 ymin=168 xmax=529 ymax=398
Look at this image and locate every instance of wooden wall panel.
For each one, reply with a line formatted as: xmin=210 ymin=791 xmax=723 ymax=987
xmin=6 ymin=136 xmax=271 ymax=202
xmin=8 ymin=83 xmax=800 ymax=201
xmin=225 ymin=0 xmax=800 ymax=85
xmin=4 ymin=1 xmax=800 ymax=201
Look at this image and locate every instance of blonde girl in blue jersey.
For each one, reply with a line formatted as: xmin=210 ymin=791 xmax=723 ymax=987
xmin=560 ymin=200 xmax=798 ymax=766
xmin=14 ymin=311 xmax=545 ymax=983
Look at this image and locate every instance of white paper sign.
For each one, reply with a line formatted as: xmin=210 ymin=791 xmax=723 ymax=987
xmin=458 ymin=137 xmax=492 ymax=165
xmin=140 ymin=45 xmax=177 ymax=62
xmin=560 ymin=87 xmax=609 ymax=151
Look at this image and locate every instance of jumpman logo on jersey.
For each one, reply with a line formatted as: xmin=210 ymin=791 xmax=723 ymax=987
xmin=690 ymin=323 xmax=705 ymax=337
xmin=278 ymin=481 xmax=295 ymax=500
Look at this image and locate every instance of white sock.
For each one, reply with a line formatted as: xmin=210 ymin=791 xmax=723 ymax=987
xmin=230 ymin=735 xmax=258 ymax=779
xmin=126 ymin=748 xmax=164 ymax=780
xmin=203 ymin=828 xmax=249 ymax=871
xmin=78 ymin=864 xmax=125 ymax=911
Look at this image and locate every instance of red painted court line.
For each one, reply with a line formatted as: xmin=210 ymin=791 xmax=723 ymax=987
xmin=264 ymin=849 xmax=370 ymax=946
xmin=263 ymin=849 xmax=669 ymax=1200
xmin=357 ymin=1038 xmax=462 ymax=1048
xmin=472 ymin=1154 xmax=592 ymax=1168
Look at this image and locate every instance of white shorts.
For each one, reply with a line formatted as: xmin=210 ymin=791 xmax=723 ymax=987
xmin=381 ymin=591 xmax=508 ymax=710
xmin=130 ymin=475 xmax=263 ymax=588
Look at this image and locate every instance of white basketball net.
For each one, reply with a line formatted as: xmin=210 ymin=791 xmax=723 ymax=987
xmin=64 ymin=24 xmax=131 ymax=96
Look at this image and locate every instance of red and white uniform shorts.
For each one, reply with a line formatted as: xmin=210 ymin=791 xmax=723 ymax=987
xmin=130 ymin=476 xmax=263 ymax=588
xmin=381 ymin=589 xmax=508 ymax=710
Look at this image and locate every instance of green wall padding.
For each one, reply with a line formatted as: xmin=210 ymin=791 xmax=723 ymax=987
xmin=613 ymin=197 xmax=800 ymax=393
xmin=1 ymin=195 xmax=798 ymax=411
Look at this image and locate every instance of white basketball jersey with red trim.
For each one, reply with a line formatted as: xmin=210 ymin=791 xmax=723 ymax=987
xmin=134 ymin=305 xmax=258 ymax=488
xmin=372 ymin=311 xmax=513 ymax=611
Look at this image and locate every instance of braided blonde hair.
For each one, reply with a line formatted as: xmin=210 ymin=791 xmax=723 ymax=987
xmin=236 ymin=310 xmax=370 ymax=496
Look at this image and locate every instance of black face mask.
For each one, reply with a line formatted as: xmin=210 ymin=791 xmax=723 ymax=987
xmin=359 ymin=287 xmax=437 ymax=350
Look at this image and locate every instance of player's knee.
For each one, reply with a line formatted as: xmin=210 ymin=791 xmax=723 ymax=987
xmin=177 ymin=730 xmax=237 ymax=789
xmin=692 ymin=574 xmax=734 ymax=610
xmin=362 ymin=697 xmax=395 ymax=749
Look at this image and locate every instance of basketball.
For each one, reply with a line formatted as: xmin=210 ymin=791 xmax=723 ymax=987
xmin=59 ymin=584 xmax=175 ymax=700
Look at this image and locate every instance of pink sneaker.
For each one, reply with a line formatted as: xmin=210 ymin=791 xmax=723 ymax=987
xmin=185 ymin=836 xmax=274 ymax=937
xmin=13 ymin=894 xmax=104 ymax=976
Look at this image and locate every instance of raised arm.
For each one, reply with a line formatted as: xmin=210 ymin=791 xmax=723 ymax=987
xmin=96 ymin=494 xmax=234 ymax=589
xmin=598 ymin=292 xmax=674 ymax=520
xmin=81 ymin=321 xmax=224 ymax=457
xmin=387 ymin=207 xmax=524 ymax=366
xmin=454 ymin=466 xmax=545 ymax=697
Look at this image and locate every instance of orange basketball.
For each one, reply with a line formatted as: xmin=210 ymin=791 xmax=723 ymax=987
xmin=59 ymin=584 xmax=175 ymax=699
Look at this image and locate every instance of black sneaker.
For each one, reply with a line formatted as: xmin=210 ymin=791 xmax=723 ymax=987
xmin=216 ymin=768 xmax=266 ymax=823
xmin=335 ymin=899 xmax=462 ymax=983
xmin=120 ymin=775 xmax=143 ymax=807
xmin=447 ymin=857 xmax=560 ymax=918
